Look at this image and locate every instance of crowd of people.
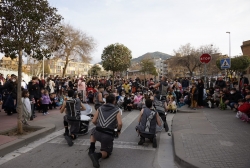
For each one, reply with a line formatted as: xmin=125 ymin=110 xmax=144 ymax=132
xmin=1 ymin=73 xmax=250 ymax=168
xmin=0 ymin=73 xmax=250 ymax=121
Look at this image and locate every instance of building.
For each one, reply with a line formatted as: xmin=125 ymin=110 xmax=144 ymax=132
xmin=241 ymin=40 xmax=250 ymax=56
xmin=241 ymin=40 xmax=250 ymax=74
xmin=0 ymin=57 xmax=19 ymax=71
xmin=153 ymin=58 xmax=165 ymax=78
xmin=48 ymin=59 xmax=93 ymax=76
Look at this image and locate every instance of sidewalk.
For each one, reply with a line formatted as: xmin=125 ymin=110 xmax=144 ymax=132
xmin=172 ymin=106 xmax=250 ymax=168
xmin=0 ymin=108 xmax=62 ymax=156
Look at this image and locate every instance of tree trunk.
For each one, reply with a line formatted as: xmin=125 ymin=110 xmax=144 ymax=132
xmin=62 ymin=60 xmax=69 ymax=77
xmin=17 ymin=49 xmax=23 ymax=134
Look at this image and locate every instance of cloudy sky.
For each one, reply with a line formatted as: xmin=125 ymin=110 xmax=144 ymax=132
xmin=2 ymin=0 xmax=250 ymax=64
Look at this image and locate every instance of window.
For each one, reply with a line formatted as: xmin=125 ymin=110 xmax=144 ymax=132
xmin=57 ymin=66 xmax=61 ymax=69
xmin=50 ymin=65 xmax=55 ymax=69
xmin=56 ymin=69 xmax=61 ymax=73
xmin=71 ymin=71 xmax=75 ymax=74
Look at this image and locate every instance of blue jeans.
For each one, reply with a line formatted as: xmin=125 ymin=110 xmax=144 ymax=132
xmin=229 ymin=102 xmax=236 ymax=109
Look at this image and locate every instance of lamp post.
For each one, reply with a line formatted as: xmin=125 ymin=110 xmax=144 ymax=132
xmin=225 ymin=32 xmax=231 ymax=81
xmin=226 ymin=32 xmax=231 ymax=57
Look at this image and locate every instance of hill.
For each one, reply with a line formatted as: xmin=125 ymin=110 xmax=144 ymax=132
xmin=131 ymin=51 xmax=172 ymax=63
xmin=97 ymin=51 xmax=172 ymax=64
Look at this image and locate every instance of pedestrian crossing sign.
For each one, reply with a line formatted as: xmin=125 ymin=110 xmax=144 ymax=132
xmin=220 ymin=58 xmax=231 ymax=69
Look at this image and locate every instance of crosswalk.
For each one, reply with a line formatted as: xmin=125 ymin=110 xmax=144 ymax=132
xmin=48 ymin=111 xmax=157 ymax=151
xmin=0 ymin=110 xmax=173 ymax=166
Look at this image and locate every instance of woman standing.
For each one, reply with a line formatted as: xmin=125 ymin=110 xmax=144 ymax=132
xmin=197 ymin=79 xmax=204 ymax=108
xmin=190 ymin=83 xmax=198 ymax=110
xmin=78 ymin=78 xmax=86 ymax=103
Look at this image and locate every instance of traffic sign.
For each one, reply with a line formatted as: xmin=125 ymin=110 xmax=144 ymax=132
xmin=220 ymin=58 xmax=231 ymax=69
xmin=200 ymin=53 xmax=211 ymax=64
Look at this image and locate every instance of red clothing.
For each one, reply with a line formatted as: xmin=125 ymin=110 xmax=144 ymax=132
xmin=238 ymin=102 xmax=250 ymax=114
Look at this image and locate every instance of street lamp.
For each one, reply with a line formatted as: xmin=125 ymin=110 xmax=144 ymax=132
xmin=226 ymin=32 xmax=231 ymax=57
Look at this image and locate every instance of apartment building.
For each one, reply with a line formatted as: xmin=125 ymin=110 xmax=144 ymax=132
xmin=0 ymin=56 xmax=19 ymax=71
xmin=48 ymin=59 xmax=93 ymax=76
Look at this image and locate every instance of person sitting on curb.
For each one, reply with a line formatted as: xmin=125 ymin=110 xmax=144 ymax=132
xmin=60 ymin=90 xmax=86 ymax=146
xmin=235 ymin=98 xmax=250 ymax=122
xmin=224 ymin=88 xmax=242 ymax=110
xmin=136 ymin=98 xmax=161 ymax=148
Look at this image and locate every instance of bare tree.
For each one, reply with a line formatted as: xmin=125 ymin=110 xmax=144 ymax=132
xmin=169 ymin=43 xmax=220 ymax=77
xmin=55 ymin=24 xmax=96 ymax=77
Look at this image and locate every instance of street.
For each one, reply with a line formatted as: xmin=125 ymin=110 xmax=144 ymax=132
xmin=0 ymin=109 xmax=177 ymax=168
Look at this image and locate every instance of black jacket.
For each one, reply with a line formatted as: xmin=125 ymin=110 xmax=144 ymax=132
xmin=28 ymin=81 xmax=41 ymax=99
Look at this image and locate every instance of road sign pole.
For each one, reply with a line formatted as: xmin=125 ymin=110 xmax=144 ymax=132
xmin=203 ymin=64 xmax=207 ymax=88
xmin=225 ymin=69 xmax=226 ymax=81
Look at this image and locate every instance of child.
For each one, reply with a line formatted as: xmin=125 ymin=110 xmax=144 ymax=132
xmin=168 ymin=97 xmax=177 ymax=113
xmin=21 ymin=90 xmax=32 ymax=125
xmin=117 ymin=91 xmax=125 ymax=108
xmin=235 ymin=99 xmax=250 ymax=122
xmin=49 ymin=93 xmax=57 ymax=110
xmin=124 ymin=93 xmax=132 ymax=111
xmin=179 ymin=96 xmax=185 ymax=107
xmin=206 ymin=95 xmax=215 ymax=108
xmin=41 ymin=90 xmax=51 ymax=115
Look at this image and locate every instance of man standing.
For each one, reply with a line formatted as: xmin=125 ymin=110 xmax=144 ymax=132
xmin=28 ymin=76 xmax=41 ymax=119
xmin=215 ymin=77 xmax=226 ymax=89
xmin=88 ymin=94 xmax=122 ymax=168
xmin=153 ymin=76 xmax=169 ymax=98
xmin=181 ymin=78 xmax=189 ymax=91
xmin=239 ymin=74 xmax=249 ymax=91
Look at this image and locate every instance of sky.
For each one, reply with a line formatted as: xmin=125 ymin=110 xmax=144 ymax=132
xmin=1 ymin=0 xmax=250 ymax=64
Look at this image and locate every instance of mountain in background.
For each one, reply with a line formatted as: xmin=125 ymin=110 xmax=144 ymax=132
xmin=131 ymin=51 xmax=172 ymax=63
xmin=98 ymin=51 xmax=172 ymax=64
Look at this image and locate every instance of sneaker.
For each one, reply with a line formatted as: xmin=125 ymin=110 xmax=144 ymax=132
xmin=43 ymin=113 xmax=46 ymax=116
xmin=138 ymin=138 xmax=145 ymax=145
xmin=65 ymin=135 xmax=74 ymax=146
xmin=152 ymin=137 xmax=157 ymax=148
xmin=46 ymin=112 xmax=49 ymax=115
xmin=89 ymin=152 xmax=100 ymax=168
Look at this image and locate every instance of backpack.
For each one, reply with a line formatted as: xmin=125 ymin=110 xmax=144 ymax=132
xmin=145 ymin=110 xmax=156 ymax=132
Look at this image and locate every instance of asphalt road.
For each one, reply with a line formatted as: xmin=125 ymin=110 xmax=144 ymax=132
xmin=0 ymin=109 xmax=178 ymax=168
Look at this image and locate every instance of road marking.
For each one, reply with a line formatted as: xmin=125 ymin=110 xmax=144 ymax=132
xmin=0 ymin=129 xmax=64 ymax=165
xmin=0 ymin=110 xmax=141 ymax=165
xmin=49 ymin=138 xmax=155 ymax=151
xmin=120 ymin=111 xmax=140 ymax=133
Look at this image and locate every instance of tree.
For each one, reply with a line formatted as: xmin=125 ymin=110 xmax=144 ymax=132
xmin=88 ymin=64 xmax=101 ymax=77
xmin=101 ymin=43 xmax=132 ymax=89
xmin=0 ymin=0 xmax=62 ymax=133
xmin=170 ymin=43 xmax=219 ymax=77
xmin=216 ymin=56 xmax=250 ymax=75
xmin=54 ymin=24 xmax=95 ymax=77
xmin=140 ymin=58 xmax=157 ymax=85
xmin=44 ymin=60 xmax=51 ymax=75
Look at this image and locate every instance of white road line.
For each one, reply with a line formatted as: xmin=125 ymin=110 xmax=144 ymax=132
xmin=121 ymin=111 xmax=140 ymax=133
xmin=0 ymin=110 xmax=140 ymax=165
xmin=0 ymin=129 xmax=64 ymax=165
xmin=49 ymin=138 xmax=155 ymax=151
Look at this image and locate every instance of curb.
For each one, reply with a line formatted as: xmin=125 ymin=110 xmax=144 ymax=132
xmin=171 ymin=114 xmax=211 ymax=168
xmin=0 ymin=124 xmax=55 ymax=157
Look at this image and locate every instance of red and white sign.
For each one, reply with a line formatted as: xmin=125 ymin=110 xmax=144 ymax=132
xmin=200 ymin=53 xmax=211 ymax=64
